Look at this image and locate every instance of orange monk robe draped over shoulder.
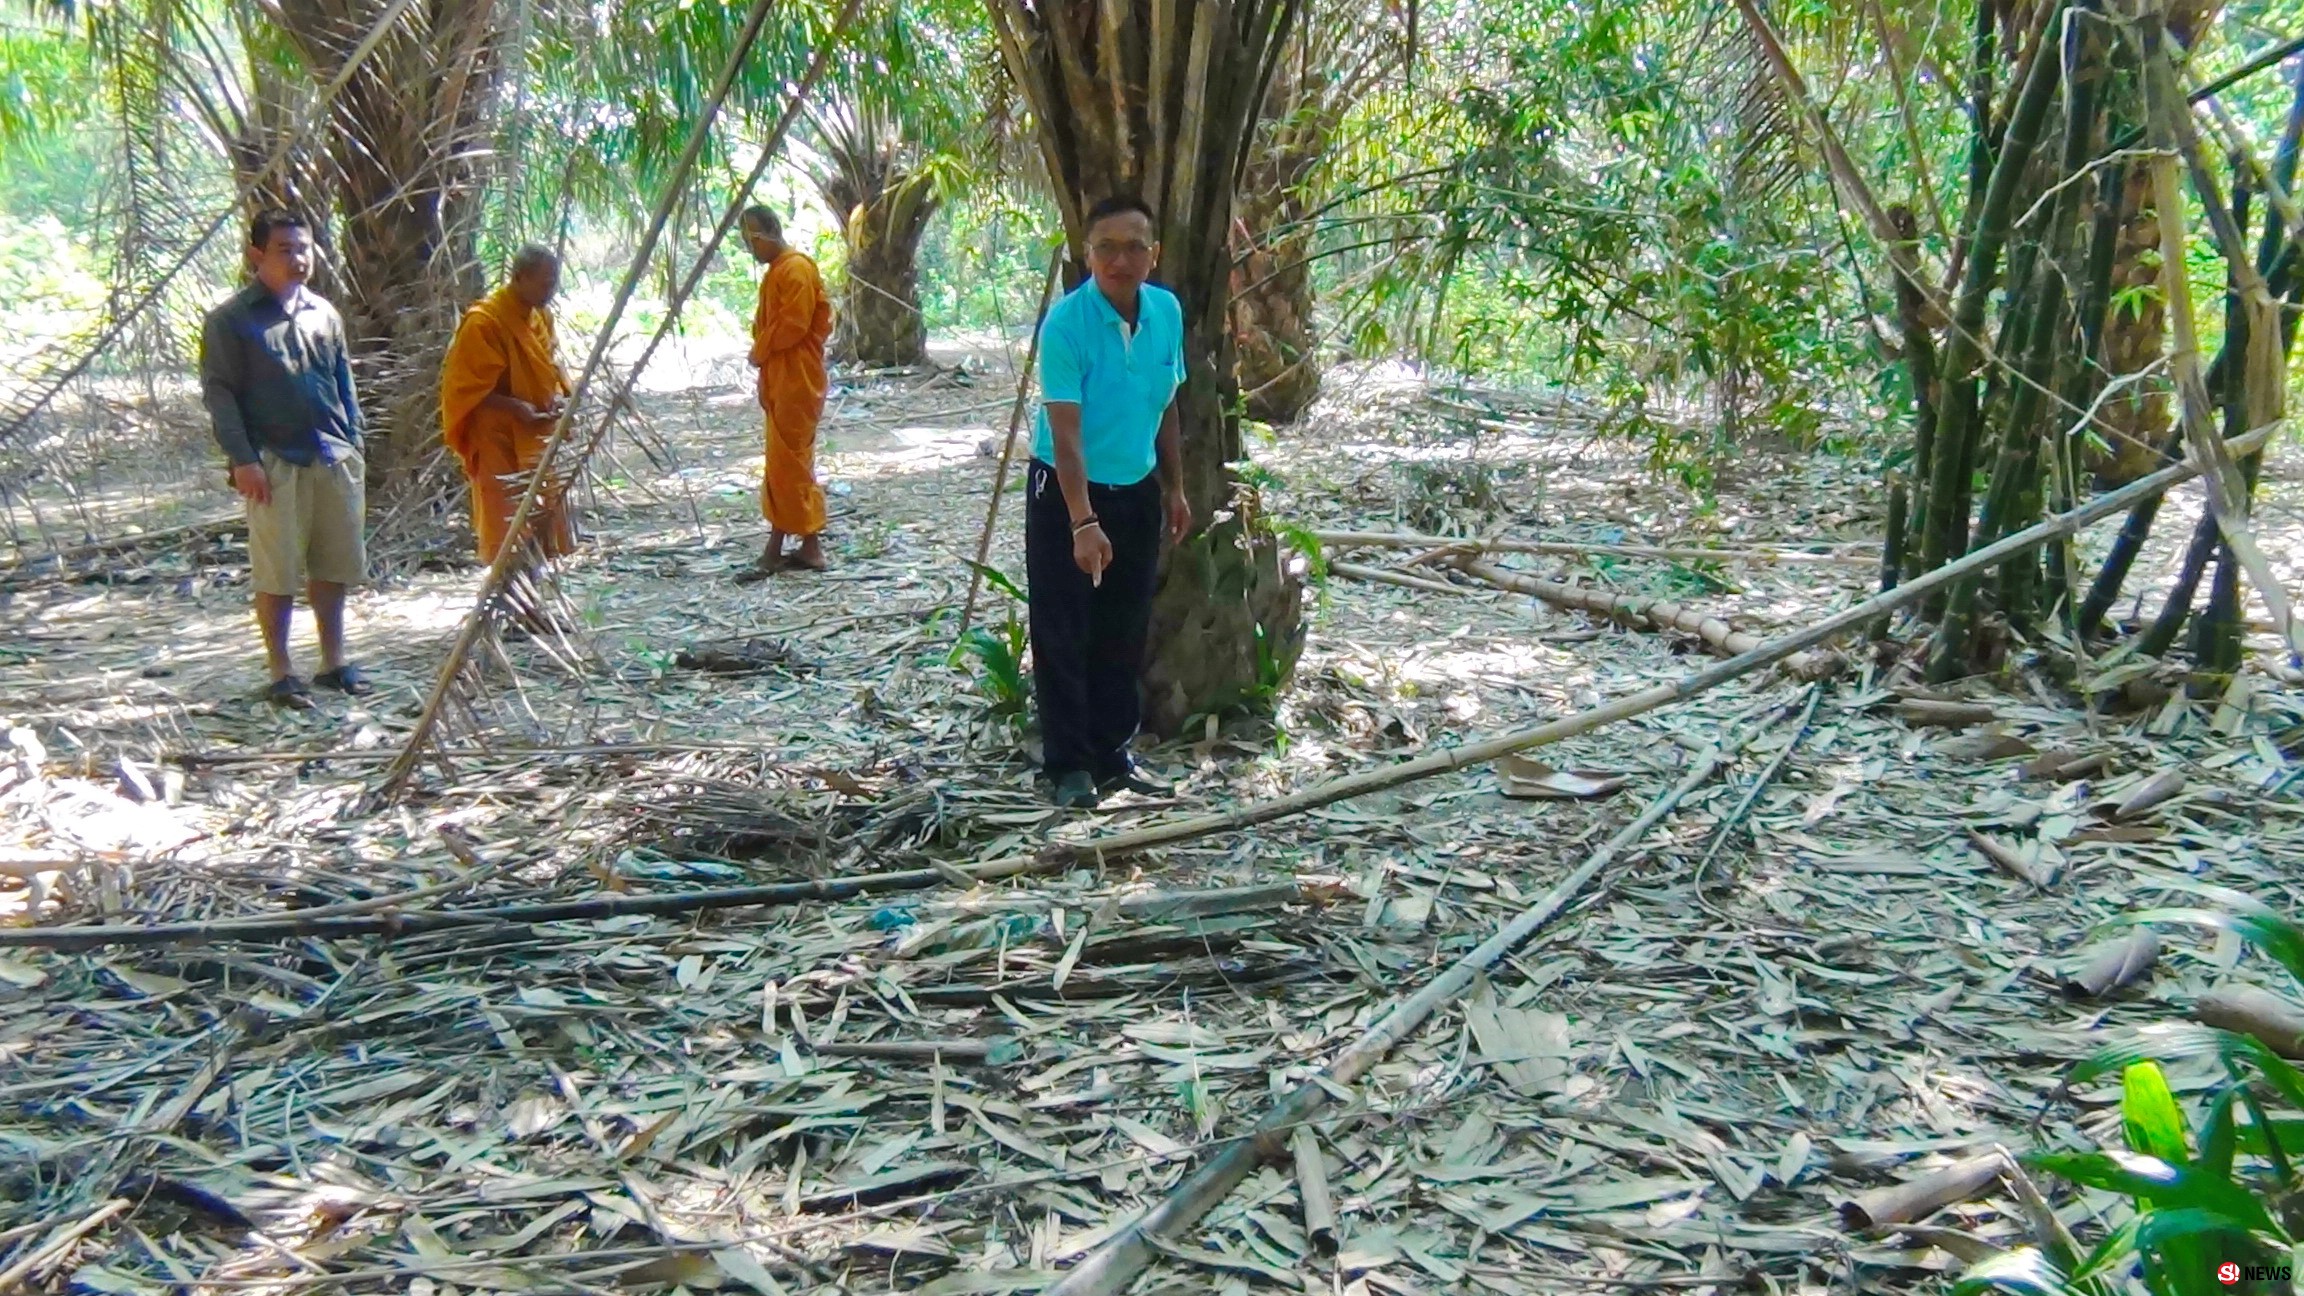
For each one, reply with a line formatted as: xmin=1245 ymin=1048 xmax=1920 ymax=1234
xmin=440 ymin=287 xmax=574 ymax=562
xmin=751 ymin=250 xmax=833 ymax=535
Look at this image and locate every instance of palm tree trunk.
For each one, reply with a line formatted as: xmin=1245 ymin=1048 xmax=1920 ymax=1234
xmin=275 ymin=0 xmax=505 ymax=502
xmin=1230 ymin=225 xmax=1319 ymax=423
xmin=830 ymin=174 xmax=939 ymax=368
xmin=231 ymin=43 xmax=342 ymax=301
xmin=1226 ymin=9 xmax=1394 ymax=427
xmin=990 ymin=0 xmax=1308 ymax=735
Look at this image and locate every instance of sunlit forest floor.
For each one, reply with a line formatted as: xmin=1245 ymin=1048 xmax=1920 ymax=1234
xmin=3 ymin=339 xmax=2303 ymax=1295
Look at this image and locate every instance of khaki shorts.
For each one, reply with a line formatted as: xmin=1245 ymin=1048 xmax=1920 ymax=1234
xmin=247 ymin=451 xmax=367 ymax=596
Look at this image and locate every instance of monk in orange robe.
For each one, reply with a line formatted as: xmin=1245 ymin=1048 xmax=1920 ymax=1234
xmin=441 ymin=244 xmax=574 ymax=568
xmin=736 ymin=205 xmax=833 ymax=579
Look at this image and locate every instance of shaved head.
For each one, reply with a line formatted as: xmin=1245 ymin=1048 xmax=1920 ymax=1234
xmin=740 ymin=206 xmax=782 ymax=240
xmin=511 ymin=244 xmax=560 ymax=278
xmin=508 ymin=244 xmax=562 ymax=309
xmin=741 ymin=206 xmax=786 ymax=264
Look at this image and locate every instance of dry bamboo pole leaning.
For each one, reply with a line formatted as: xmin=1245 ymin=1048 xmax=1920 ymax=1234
xmin=1311 ymin=528 xmax=1876 ymax=567
xmin=1041 ymin=746 xmax=1730 ymax=1296
xmin=1454 ymin=559 xmax=1841 ymax=679
xmin=957 ymin=245 xmax=1066 ymax=639
xmin=382 ymin=0 xmax=795 ymax=797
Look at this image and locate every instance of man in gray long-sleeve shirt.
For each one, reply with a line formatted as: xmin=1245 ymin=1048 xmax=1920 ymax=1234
xmin=200 ymin=209 xmax=374 ymax=708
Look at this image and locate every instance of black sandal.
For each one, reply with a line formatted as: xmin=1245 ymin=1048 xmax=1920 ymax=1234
xmin=265 ymin=675 xmax=316 ymax=710
xmin=313 ymin=665 xmax=374 ymax=696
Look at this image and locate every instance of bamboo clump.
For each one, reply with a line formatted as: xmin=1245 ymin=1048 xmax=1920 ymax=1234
xmin=1740 ymin=0 xmax=2300 ymax=684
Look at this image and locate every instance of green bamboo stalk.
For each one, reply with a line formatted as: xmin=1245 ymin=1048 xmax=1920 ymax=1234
xmin=2193 ymin=452 xmax=2267 ymax=675
xmin=2071 ymin=159 xmax=2171 ymax=636
xmin=1947 ymin=0 xmax=1999 ymax=292
xmin=2133 ymin=20 xmax=2302 ymax=659
xmin=1889 ymin=203 xmax=1940 ymax=566
xmin=2142 ymin=177 xmax=2253 ymax=656
xmin=1918 ymin=0 xmax=2071 ymax=611
xmin=1877 ymin=480 xmax=1909 ymax=640
xmin=2075 ymin=160 xmax=2126 ymax=368
xmin=2041 ymin=7 xmax=2114 ymax=631
xmin=2191 ymin=60 xmax=2304 ymax=676
xmin=1926 ymin=4 xmax=2087 ymax=677
xmin=2079 ymin=45 xmax=2304 ymax=641
xmin=2139 ymin=504 xmax=2221 ymax=656
xmin=2185 ymin=173 xmax=2264 ymax=663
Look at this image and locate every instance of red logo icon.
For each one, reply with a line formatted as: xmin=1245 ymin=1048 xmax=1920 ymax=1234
xmin=2220 ymin=1261 xmax=2243 ymax=1285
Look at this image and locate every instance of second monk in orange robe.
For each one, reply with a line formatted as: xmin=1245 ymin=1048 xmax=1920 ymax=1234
xmin=441 ymin=244 xmax=574 ymax=566
xmin=738 ymin=205 xmax=833 ymax=578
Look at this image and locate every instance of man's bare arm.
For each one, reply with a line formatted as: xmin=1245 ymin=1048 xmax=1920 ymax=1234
xmin=1156 ymin=398 xmax=1191 ymax=542
xmin=1046 ymin=402 xmax=1096 ymax=524
xmin=1155 ymin=399 xmax=1182 ymax=497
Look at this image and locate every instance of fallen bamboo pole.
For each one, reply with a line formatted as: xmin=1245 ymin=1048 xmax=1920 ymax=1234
xmin=957 ymin=246 xmax=1065 ymax=640
xmin=1312 ymin=529 xmax=1876 ymax=568
xmin=1039 ymin=746 xmax=1730 ymax=1296
xmin=171 ymin=740 xmax=781 ymax=767
xmin=1 ymin=427 xmax=2275 ymax=952
xmin=1326 ymin=559 xmax=1468 ymax=596
xmin=1455 ymin=558 xmax=1842 ymax=679
xmin=0 ymin=852 xmax=1067 ymax=951
xmin=0 ymin=515 xmax=240 ymax=576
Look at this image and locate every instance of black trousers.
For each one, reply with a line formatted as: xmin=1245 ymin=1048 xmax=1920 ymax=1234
xmin=1025 ymin=459 xmax=1161 ymax=780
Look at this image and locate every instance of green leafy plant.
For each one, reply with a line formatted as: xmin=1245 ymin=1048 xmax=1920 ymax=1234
xmin=630 ymin=643 xmax=677 ymax=681
xmin=952 ymin=618 xmax=1029 ymax=716
xmin=1658 ymin=559 xmax=1731 ymax=597
xmin=1269 ymin=521 xmax=1330 ymax=588
xmin=1952 ymin=884 xmax=2304 ymax=1296
xmin=950 ymin=561 xmax=1030 ymax=718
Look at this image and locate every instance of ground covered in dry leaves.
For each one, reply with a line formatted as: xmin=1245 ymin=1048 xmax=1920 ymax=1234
xmin=3 ymin=338 xmax=2303 ymax=1296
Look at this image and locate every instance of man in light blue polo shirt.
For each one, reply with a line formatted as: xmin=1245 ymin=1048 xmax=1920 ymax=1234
xmin=1027 ymin=194 xmax=1195 ymax=809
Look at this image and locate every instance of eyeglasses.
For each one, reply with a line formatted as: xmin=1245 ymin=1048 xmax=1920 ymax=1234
xmin=1090 ymin=240 xmax=1155 ymax=259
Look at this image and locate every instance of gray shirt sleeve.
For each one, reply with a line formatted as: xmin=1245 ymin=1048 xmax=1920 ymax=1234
xmin=330 ymin=310 xmax=364 ymax=442
xmin=199 ymin=307 xmax=259 ymax=467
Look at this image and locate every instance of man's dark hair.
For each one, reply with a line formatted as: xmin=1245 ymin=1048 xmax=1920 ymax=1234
xmin=1084 ymin=194 xmax=1156 ymax=233
xmin=740 ymin=205 xmax=783 ymax=240
xmin=249 ymin=208 xmax=310 ymax=249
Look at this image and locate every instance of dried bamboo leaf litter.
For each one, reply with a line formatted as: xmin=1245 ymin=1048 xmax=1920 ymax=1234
xmin=1 ymin=357 xmax=2300 ymax=1294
